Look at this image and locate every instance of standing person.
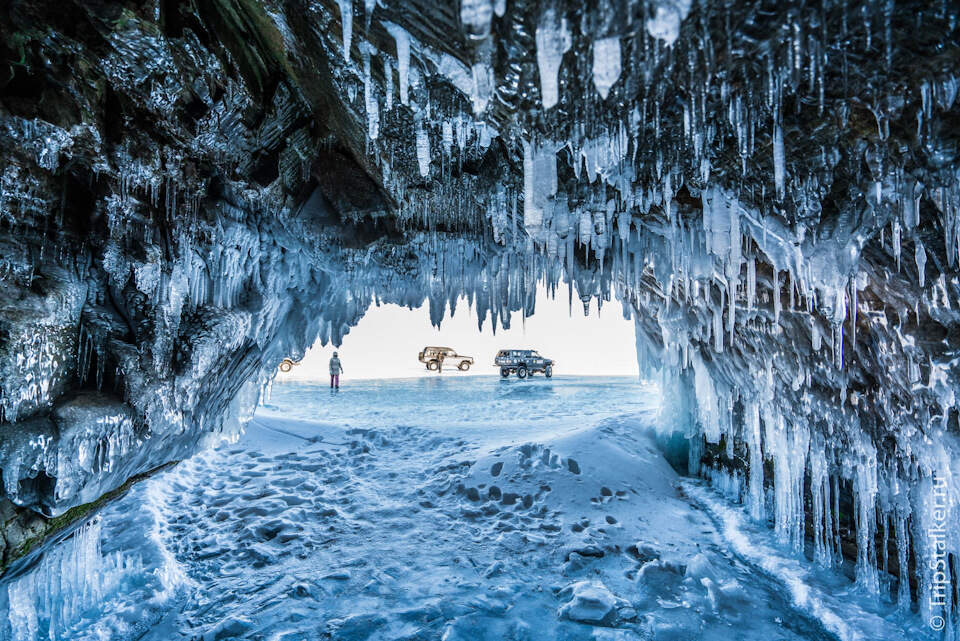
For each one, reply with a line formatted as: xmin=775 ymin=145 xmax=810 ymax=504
xmin=329 ymin=351 xmax=344 ymax=389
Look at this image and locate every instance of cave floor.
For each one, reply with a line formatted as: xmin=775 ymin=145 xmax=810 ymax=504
xmin=2 ymin=377 xmax=930 ymax=640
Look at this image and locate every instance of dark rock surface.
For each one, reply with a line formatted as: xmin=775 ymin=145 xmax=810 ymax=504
xmin=0 ymin=0 xmax=958 ymax=614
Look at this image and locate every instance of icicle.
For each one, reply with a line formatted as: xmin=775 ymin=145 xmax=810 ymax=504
xmin=831 ymin=283 xmax=846 ymax=370
xmin=688 ymin=434 xmax=704 ymax=477
xmin=460 ymin=0 xmax=494 ymax=40
xmin=773 ymin=270 xmax=781 ymax=322
xmin=592 ymin=37 xmax=621 ymax=100
xmin=894 ymin=511 xmax=910 ymax=608
xmin=853 ymin=442 xmax=880 ymax=594
xmin=892 ymin=219 xmax=901 ymax=270
xmin=416 ymin=121 xmax=431 ymax=177
xmin=915 ymin=238 xmax=926 ymax=288
xmin=361 ymin=43 xmax=379 ymax=141
xmin=535 ymin=8 xmax=572 ymax=110
xmin=849 ymin=277 xmax=857 ymax=347
xmin=646 ymin=0 xmax=689 ymax=46
xmin=764 ymin=411 xmax=809 ymax=554
xmin=384 ymin=58 xmax=394 ymax=111
xmin=384 ymin=22 xmax=411 ymax=106
xmin=745 ymin=401 xmax=764 ymax=522
xmin=712 ymin=303 xmax=723 ymax=353
xmin=726 ymin=195 xmax=741 ymax=343
xmin=337 ymin=0 xmax=353 ymax=60
xmin=471 ymin=61 xmax=493 ymax=114
xmin=773 ymin=118 xmax=785 ymax=200
xmin=809 ymin=446 xmax=833 ymax=566
xmin=442 ymin=121 xmax=453 ymax=157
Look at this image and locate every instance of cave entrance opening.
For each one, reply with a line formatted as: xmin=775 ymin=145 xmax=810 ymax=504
xmin=275 ymin=283 xmax=640 ymax=382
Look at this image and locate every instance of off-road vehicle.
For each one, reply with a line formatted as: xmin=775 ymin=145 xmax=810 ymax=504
xmin=418 ymin=346 xmax=475 ymax=371
xmin=278 ymin=358 xmax=300 ymax=372
xmin=494 ymin=349 xmax=554 ymax=379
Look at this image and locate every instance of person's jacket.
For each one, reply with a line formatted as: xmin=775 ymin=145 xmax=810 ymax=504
xmin=329 ymin=357 xmax=343 ymax=375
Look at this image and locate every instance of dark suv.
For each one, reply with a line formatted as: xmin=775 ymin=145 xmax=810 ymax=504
xmin=494 ymin=349 xmax=554 ymax=379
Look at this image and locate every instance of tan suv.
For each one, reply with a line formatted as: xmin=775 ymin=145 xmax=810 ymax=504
xmin=418 ymin=346 xmax=475 ymax=371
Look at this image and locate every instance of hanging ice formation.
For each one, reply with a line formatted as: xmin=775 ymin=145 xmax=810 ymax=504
xmin=336 ymin=0 xmax=353 ymax=60
xmin=2 ymin=1 xmax=960 ymax=635
xmin=591 ymin=37 xmax=621 ymax=100
xmin=361 ymin=43 xmax=379 ymax=141
xmin=535 ymin=8 xmax=572 ymax=110
xmin=383 ymin=22 xmax=411 ymax=106
xmin=416 ymin=119 xmax=431 ymax=177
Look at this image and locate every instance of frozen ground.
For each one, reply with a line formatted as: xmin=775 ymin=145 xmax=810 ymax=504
xmin=0 ymin=377 xmax=935 ymax=640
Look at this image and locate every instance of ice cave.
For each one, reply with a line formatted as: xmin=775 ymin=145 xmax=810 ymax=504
xmin=0 ymin=0 xmax=959 ymax=639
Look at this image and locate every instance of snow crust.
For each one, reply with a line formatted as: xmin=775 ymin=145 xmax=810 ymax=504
xmin=2 ymin=378 xmax=934 ymax=640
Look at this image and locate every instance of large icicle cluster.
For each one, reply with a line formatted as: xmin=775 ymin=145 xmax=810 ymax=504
xmin=308 ymin=0 xmax=960 ymax=626
xmin=1 ymin=0 xmax=959 ymax=630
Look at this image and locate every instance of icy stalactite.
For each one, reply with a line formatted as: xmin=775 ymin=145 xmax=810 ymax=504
xmin=894 ymin=511 xmax=911 ymax=609
xmin=522 ymin=139 xmax=558 ymax=232
xmin=704 ymin=465 xmax=744 ymax=503
xmin=361 ymin=43 xmax=380 ymax=141
xmin=852 ymin=440 xmax=880 ymax=594
xmin=442 ymin=121 xmax=453 ymax=157
xmin=5 ymin=518 xmax=163 ymax=641
xmin=764 ymin=408 xmax=809 ymax=554
xmin=646 ymin=0 xmax=692 ymax=46
xmin=591 ymin=37 xmax=621 ymax=100
xmin=915 ymin=239 xmax=926 ymax=288
xmin=383 ymin=22 xmax=411 ymax=106
xmin=384 ymin=58 xmax=393 ymax=111
xmin=471 ymin=60 xmax=493 ymax=115
xmin=744 ymin=401 xmax=764 ymax=523
xmin=535 ymin=8 xmax=572 ymax=110
xmin=459 ymin=0 xmax=493 ymax=41
xmin=416 ymin=120 xmax=431 ymax=177
xmin=808 ymin=445 xmax=833 ymax=567
xmin=691 ymin=354 xmax=724 ymax=444
xmin=772 ymin=118 xmax=785 ymax=200
xmin=337 ymin=0 xmax=353 ymax=60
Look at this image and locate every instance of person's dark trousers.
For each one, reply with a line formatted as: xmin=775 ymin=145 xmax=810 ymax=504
xmin=330 ymin=374 xmax=339 ymax=388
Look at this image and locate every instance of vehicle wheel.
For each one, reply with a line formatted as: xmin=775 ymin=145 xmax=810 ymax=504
xmin=500 ymin=367 xmax=510 ymax=378
xmin=458 ymin=361 xmax=471 ymax=371
xmin=427 ymin=359 xmax=440 ymax=371
xmin=279 ymin=360 xmax=293 ymax=373
xmin=517 ymin=366 xmax=528 ymax=379
xmin=545 ymin=365 xmax=553 ymax=378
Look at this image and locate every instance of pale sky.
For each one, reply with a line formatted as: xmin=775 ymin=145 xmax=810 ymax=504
xmin=277 ymin=285 xmax=639 ymax=380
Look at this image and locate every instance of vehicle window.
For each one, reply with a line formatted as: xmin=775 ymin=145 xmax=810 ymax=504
xmin=531 ymin=351 xmax=540 ymax=357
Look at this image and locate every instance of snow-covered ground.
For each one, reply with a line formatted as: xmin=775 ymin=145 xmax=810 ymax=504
xmin=0 ymin=377 xmax=934 ymax=640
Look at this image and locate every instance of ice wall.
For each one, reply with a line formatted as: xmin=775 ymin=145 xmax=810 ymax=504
xmin=1 ymin=0 xmax=960 ymax=631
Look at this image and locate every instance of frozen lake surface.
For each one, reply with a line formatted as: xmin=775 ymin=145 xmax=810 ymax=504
xmin=1 ymin=377 xmax=933 ymax=640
